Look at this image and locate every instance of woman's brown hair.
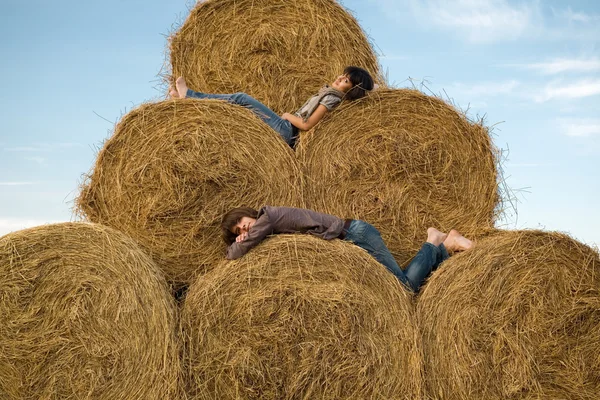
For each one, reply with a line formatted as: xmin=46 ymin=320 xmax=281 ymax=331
xmin=220 ymin=207 xmax=259 ymax=245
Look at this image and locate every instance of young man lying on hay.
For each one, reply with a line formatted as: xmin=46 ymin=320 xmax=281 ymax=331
xmin=221 ymin=206 xmax=473 ymax=293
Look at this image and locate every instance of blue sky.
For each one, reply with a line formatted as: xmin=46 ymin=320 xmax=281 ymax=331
xmin=1 ymin=0 xmax=599 ymax=247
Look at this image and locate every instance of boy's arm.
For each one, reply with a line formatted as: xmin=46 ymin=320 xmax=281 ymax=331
xmin=226 ymin=214 xmax=273 ymax=260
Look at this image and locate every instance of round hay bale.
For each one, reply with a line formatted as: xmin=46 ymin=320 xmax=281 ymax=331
xmin=169 ymin=0 xmax=383 ymax=115
xmin=417 ymin=230 xmax=600 ymax=399
xmin=297 ymin=88 xmax=500 ymax=268
xmin=181 ymin=234 xmax=423 ymax=400
xmin=76 ymin=99 xmax=303 ymax=285
xmin=0 ymin=223 xmax=181 ymax=399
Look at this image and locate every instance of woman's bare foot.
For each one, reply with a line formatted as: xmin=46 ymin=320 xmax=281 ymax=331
xmin=426 ymin=227 xmax=448 ymax=247
xmin=443 ymin=229 xmax=473 ymax=252
xmin=175 ymin=77 xmax=188 ymax=98
xmin=169 ymin=86 xmax=179 ymax=98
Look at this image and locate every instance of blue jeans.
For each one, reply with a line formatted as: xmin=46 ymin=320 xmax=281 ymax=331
xmin=185 ymin=90 xmax=297 ymax=147
xmin=343 ymin=220 xmax=449 ymax=293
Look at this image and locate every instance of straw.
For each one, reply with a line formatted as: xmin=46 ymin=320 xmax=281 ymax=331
xmin=181 ymin=234 xmax=423 ymax=399
xmin=0 ymin=223 xmax=181 ymax=399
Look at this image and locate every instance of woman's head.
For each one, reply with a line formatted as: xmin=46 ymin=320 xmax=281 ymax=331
xmin=332 ymin=66 xmax=374 ymax=101
xmin=221 ymin=207 xmax=259 ymax=245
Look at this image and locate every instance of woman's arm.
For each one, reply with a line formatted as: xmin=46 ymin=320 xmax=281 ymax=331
xmin=282 ymin=104 xmax=329 ymax=131
xmin=226 ymin=214 xmax=272 ymax=260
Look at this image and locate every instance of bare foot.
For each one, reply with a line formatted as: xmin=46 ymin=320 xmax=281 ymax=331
xmin=169 ymin=86 xmax=179 ymax=98
xmin=426 ymin=227 xmax=448 ymax=247
xmin=443 ymin=229 xmax=473 ymax=252
xmin=175 ymin=77 xmax=188 ymax=98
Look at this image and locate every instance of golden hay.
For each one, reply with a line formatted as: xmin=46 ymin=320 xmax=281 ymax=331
xmin=181 ymin=235 xmax=423 ymax=400
xmin=297 ymin=88 xmax=500 ymax=268
xmin=76 ymin=99 xmax=303 ymax=285
xmin=0 ymin=223 xmax=181 ymax=399
xmin=169 ymin=0 xmax=383 ymax=115
xmin=417 ymin=230 xmax=600 ymax=399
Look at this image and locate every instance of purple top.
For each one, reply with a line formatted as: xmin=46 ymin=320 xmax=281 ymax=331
xmin=226 ymin=206 xmax=345 ymax=259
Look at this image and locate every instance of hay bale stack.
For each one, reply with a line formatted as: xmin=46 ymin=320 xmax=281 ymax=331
xmin=181 ymin=235 xmax=423 ymax=400
xmin=77 ymin=99 xmax=303 ymax=285
xmin=297 ymin=89 xmax=500 ymax=267
xmin=169 ymin=0 xmax=382 ymax=115
xmin=0 ymin=223 xmax=180 ymax=399
xmin=417 ymin=230 xmax=600 ymax=399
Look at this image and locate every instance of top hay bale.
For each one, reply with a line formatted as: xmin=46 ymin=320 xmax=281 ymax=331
xmin=0 ymin=223 xmax=181 ymax=399
xmin=297 ymin=89 xmax=500 ymax=267
xmin=418 ymin=230 xmax=600 ymax=399
xmin=169 ymin=0 xmax=382 ymax=115
xmin=76 ymin=99 xmax=303 ymax=286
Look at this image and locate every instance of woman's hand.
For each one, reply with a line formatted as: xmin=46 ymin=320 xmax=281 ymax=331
xmin=235 ymin=232 xmax=248 ymax=243
xmin=281 ymin=112 xmax=292 ymax=121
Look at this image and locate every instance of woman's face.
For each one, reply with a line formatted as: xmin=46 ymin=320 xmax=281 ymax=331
xmin=331 ymin=74 xmax=353 ymax=92
xmin=232 ymin=216 xmax=256 ymax=235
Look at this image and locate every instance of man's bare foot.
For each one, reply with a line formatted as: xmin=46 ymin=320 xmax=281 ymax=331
xmin=426 ymin=227 xmax=448 ymax=247
xmin=443 ymin=229 xmax=473 ymax=252
xmin=169 ymin=86 xmax=179 ymax=98
xmin=175 ymin=77 xmax=188 ymax=98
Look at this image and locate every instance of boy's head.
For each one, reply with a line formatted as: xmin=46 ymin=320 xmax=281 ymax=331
xmin=221 ymin=207 xmax=259 ymax=245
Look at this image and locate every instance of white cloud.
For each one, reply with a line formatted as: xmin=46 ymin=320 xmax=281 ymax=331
xmin=535 ymin=79 xmax=600 ymax=102
xmin=406 ymin=0 xmax=536 ymax=43
xmin=449 ymin=80 xmax=520 ymax=97
xmin=551 ymin=6 xmax=600 ymax=24
xmin=380 ymin=54 xmax=409 ymax=61
xmin=0 ymin=182 xmax=37 ymax=186
xmin=558 ymin=118 xmax=600 ymax=137
xmin=509 ymin=58 xmax=600 ymax=75
xmin=0 ymin=218 xmax=66 ymax=237
xmin=506 ymin=163 xmax=550 ymax=167
xmin=24 ymin=156 xmax=47 ymax=165
xmin=4 ymin=142 xmax=83 ymax=152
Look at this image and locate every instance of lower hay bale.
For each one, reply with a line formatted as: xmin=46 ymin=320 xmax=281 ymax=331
xmin=297 ymin=89 xmax=500 ymax=268
xmin=76 ymin=99 xmax=303 ymax=285
xmin=417 ymin=230 xmax=600 ymax=399
xmin=181 ymin=235 xmax=423 ymax=400
xmin=0 ymin=223 xmax=181 ymax=399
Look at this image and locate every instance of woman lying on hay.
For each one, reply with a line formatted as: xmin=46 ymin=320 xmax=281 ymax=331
xmin=169 ymin=66 xmax=374 ymax=148
xmin=221 ymin=205 xmax=473 ymax=293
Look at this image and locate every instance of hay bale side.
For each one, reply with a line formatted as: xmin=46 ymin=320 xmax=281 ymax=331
xmin=417 ymin=230 xmax=600 ymax=399
xmin=76 ymin=99 xmax=304 ymax=285
xmin=297 ymin=89 xmax=500 ymax=267
xmin=0 ymin=223 xmax=181 ymax=399
xmin=169 ymin=0 xmax=383 ymax=115
xmin=181 ymin=235 xmax=423 ymax=400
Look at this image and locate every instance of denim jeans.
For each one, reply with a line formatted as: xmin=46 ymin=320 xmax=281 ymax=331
xmin=343 ymin=220 xmax=449 ymax=293
xmin=185 ymin=90 xmax=297 ymax=147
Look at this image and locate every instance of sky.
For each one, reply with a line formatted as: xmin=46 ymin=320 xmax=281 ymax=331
xmin=1 ymin=0 xmax=599 ymax=248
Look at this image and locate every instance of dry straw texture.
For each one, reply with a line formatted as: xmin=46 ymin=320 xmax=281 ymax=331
xmin=169 ymin=0 xmax=382 ymax=115
xmin=418 ymin=230 xmax=600 ymax=399
xmin=77 ymin=99 xmax=303 ymax=285
xmin=181 ymin=234 xmax=423 ymax=400
xmin=0 ymin=223 xmax=181 ymax=399
xmin=297 ymin=88 xmax=500 ymax=268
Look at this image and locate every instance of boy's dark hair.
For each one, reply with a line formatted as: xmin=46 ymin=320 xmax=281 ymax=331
xmin=343 ymin=66 xmax=375 ymax=101
xmin=221 ymin=207 xmax=259 ymax=245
